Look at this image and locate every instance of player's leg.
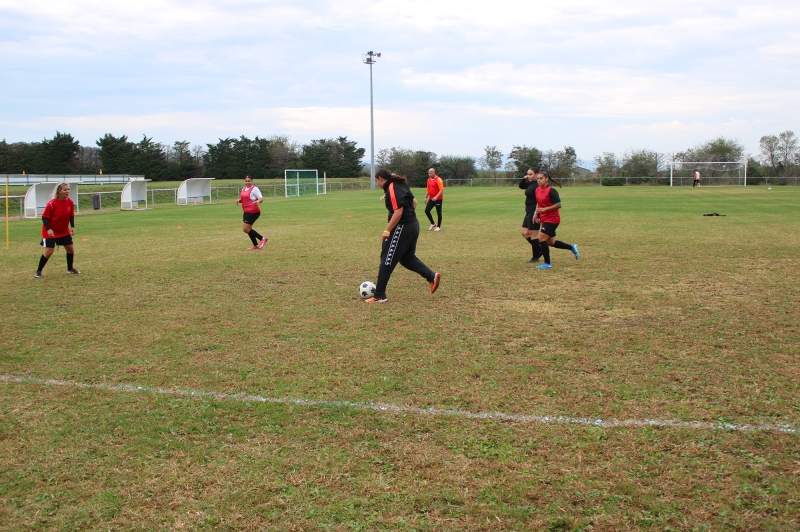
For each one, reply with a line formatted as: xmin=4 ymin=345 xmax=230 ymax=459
xmin=36 ymin=239 xmax=55 ymax=277
xmin=434 ymin=201 xmax=442 ymax=229
xmin=397 ymin=221 xmax=435 ymax=283
xmin=374 ymin=224 xmax=406 ymax=300
xmin=424 ymin=201 xmax=436 ymax=229
xmin=64 ymin=241 xmax=79 ymax=274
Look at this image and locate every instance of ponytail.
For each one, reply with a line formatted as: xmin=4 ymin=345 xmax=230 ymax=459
xmin=376 ymin=168 xmax=408 ymax=184
xmin=540 ymin=171 xmax=562 ymax=188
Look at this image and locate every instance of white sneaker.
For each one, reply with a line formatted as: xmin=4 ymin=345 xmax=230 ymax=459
xmin=428 ymin=224 xmax=436 ymax=231
xmin=434 ymin=226 xmax=441 ymax=232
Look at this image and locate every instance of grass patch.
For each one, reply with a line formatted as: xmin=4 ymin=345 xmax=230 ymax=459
xmin=1 ymin=185 xmax=799 ymax=529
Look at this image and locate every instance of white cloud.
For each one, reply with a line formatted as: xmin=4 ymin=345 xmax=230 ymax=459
xmin=0 ymin=0 xmax=798 ymax=158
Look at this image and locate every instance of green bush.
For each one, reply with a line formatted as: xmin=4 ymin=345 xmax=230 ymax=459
xmin=601 ymin=178 xmax=626 ymax=186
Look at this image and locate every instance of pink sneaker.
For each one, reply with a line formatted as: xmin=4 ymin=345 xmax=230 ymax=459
xmin=434 ymin=226 xmax=441 ymax=232
xmin=248 ymin=245 xmax=258 ymax=250
xmin=258 ymin=237 xmax=268 ymax=249
xmin=428 ymin=224 xmax=436 ymax=231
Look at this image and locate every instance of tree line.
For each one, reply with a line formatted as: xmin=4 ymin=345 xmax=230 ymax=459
xmin=592 ymin=133 xmax=800 ymax=178
xmin=0 ymin=133 xmax=365 ymax=181
xmin=2 ymin=130 xmax=798 ymax=183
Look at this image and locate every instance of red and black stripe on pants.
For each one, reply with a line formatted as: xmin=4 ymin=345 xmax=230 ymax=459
xmin=375 ymin=218 xmax=435 ymax=298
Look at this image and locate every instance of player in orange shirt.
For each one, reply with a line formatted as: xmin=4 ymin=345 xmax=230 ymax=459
xmin=35 ymin=182 xmax=79 ymax=278
xmin=423 ymin=168 xmax=444 ymax=231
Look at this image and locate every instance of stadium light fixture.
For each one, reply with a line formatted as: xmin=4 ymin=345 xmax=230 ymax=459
xmin=363 ymin=51 xmax=381 ymax=190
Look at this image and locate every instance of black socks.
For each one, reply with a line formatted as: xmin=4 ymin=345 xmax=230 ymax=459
xmin=66 ymin=253 xmax=74 ymax=270
xmin=247 ymin=229 xmax=263 ymax=246
xmin=37 ymin=255 xmax=49 ymax=273
xmin=554 ymin=240 xmax=572 ymax=250
xmin=529 ymin=238 xmax=541 ymax=259
xmin=540 ymin=241 xmax=551 ymax=264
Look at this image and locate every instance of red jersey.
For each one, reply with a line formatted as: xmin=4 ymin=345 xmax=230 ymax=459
xmin=426 ymin=175 xmax=444 ymax=200
xmin=239 ymin=186 xmax=261 ymax=213
xmin=41 ymin=198 xmax=75 ymax=239
xmin=534 ymin=186 xmax=561 ymax=224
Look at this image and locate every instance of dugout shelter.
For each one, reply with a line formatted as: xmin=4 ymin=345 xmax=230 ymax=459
xmin=177 ymin=178 xmax=215 ymax=205
xmin=24 ymin=182 xmax=80 ymax=218
xmin=121 ymin=179 xmax=151 ymax=210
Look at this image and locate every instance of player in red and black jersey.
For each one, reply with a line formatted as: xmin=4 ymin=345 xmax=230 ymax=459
xmin=235 ymin=175 xmax=267 ymax=249
xmin=35 ymin=182 xmax=79 ymax=278
xmin=365 ymin=169 xmax=441 ymax=303
xmin=519 ymin=167 xmax=542 ymax=263
xmin=534 ymin=171 xmax=579 ymax=269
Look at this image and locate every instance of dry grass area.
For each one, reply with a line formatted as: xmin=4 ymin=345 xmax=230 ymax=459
xmin=1 ymin=185 xmax=798 ymax=530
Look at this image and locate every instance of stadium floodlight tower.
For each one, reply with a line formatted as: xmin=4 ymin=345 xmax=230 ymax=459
xmin=363 ymin=51 xmax=381 ymax=190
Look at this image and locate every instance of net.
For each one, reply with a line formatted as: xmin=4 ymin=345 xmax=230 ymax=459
xmin=284 ymin=170 xmax=324 ymax=197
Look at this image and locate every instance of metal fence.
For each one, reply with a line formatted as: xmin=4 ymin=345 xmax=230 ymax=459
xmin=0 ymin=174 xmax=144 ymax=186
xmin=446 ymin=176 xmax=799 ymax=187
xmin=446 ymin=177 xmax=579 ymax=187
xmin=0 ymin=181 xmax=374 ymax=218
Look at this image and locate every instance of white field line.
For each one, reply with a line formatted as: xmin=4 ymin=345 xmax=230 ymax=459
xmin=0 ymin=219 xmax=335 ymax=278
xmin=2 ymin=375 xmax=796 ymax=435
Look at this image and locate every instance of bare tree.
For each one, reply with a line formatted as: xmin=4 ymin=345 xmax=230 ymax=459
xmin=778 ymin=131 xmax=798 ymax=176
xmin=479 ymin=145 xmax=503 ymax=175
xmin=191 ymin=144 xmax=206 ymax=168
xmin=759 ymin=134 xmax=781 ymax=176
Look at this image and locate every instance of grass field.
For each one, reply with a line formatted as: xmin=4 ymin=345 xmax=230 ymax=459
xmin=1 ymin=185 xmax=798 ymax=530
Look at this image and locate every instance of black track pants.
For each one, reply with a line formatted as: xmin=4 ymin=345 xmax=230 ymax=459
xmin=375 ymin=219 xmax=435 ymax=298
xmin=425 ymin=200 xmax=442 ymax=227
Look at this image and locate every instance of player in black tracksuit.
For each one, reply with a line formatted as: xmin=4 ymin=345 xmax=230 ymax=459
xmin=519 ymin=167 xmax=542 ymax=263
xmin=365 ymin=169 xmax=441 ymax=303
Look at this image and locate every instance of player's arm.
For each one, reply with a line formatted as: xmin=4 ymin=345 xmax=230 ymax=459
xmin=42 ymin=216 xmax=55 ymax=238
xmin=69 ymin=214 xmax=75 ymax=235
xmin=383 ymin=208 xmax=403 ymax=240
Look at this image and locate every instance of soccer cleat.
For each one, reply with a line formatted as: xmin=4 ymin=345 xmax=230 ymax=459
xmin=526 ymin=258 xmax=539 ymax=264
xmin=248 ymin=245 xmax=258 ymax=250
xmin=67 ymin=268 xmax=80 ymax=275
xmin=430 ymin=272 xmax=441 ymax=294
xmin=434 ymin=226 xmax=441 ymax=232
xmin=34 ymin=271 xmax=42 ymax=279
xmin=364 ymin=297 xmax=388 ymax=303
xmin=258 ymin=237 xmax=268 ymax=249
xmin=536 ymin=263 xmax=552 ymax=269
xmin=428 ymin=224 xmax=436 ymax=231
xmin=571 ymin=244 xmax=580 ymax=260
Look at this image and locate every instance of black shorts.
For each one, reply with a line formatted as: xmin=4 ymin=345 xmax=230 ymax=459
xmin=522 ymin=211 xmax=540 ymax=230
xmin=540 ymin=222 xmax=558 ymax=237
xmin=243 ymin=211 xmax=261 ymax=225
xmin=42 ymin=235 xmax=73 ymax=248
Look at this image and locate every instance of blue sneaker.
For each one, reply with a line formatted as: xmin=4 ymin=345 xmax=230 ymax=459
xmin=536 ymin=263 xmax=552 ymax=269
xmin=571 ymin=244 xmax=580 ymax=260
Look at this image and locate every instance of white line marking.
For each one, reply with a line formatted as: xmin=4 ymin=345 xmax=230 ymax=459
xmin=2 ymin=375 xmax=796 ymax=434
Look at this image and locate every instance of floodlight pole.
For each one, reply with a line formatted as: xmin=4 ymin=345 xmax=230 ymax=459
xmin=364 ymin=51 xmax=380 ymax=190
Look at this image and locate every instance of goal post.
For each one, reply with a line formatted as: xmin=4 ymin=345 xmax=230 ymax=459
xmin=284 ymin=169 xmax=325 ymax=197
xmin=669 ymin=161 xmax=747 ymax=187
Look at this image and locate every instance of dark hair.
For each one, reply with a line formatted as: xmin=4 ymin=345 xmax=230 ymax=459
xmin=528 ymin=167 xmax=540 ymax=174
xmin=376 ymin=168 xmax=408 ymax=184
xmin=245 ymin=175 xmax=252 ymax=180
xmin=539 ymin=171 xmax=562 ymax=188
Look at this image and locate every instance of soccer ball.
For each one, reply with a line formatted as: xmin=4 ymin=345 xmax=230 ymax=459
xmin=359 ymin=281 xmax=376 ymax=299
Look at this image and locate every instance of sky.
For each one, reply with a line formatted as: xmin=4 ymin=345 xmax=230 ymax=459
xmin=1 ymin=0 xmax=798 ymax=166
